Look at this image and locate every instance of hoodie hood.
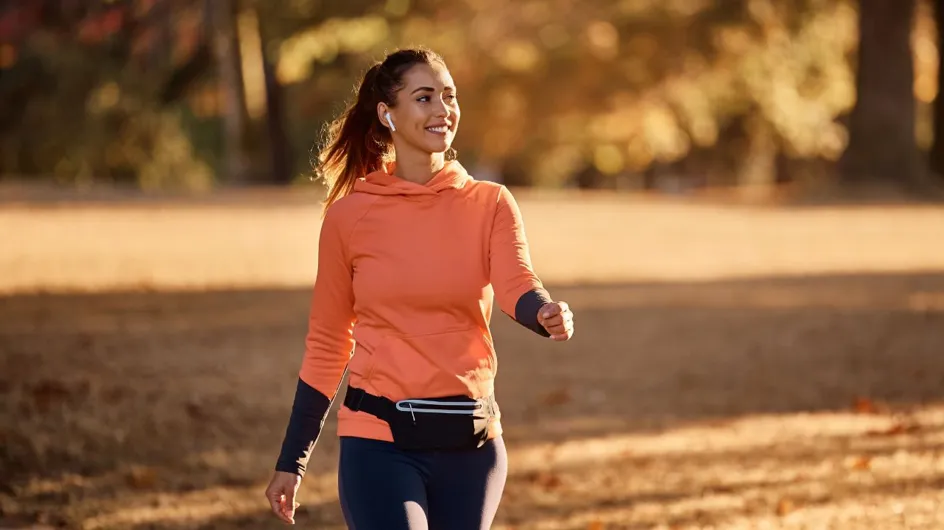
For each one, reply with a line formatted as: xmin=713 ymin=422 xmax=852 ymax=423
xmin=353 ymin=160 xmax=472 ymax=196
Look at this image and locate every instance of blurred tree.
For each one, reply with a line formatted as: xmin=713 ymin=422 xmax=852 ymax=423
xmin=160 ymin=2 xmax=212 ymax=105
xmin=930 ymin=0 xmax=944 ymax=179
xmin=2 ymin=0 xmax=941 ymax=195
xmin=840 ymin=0 xmax=925 ymax=186
xmin=0 ymin=0 xmax=217 ymax=189
xmin=209 ymin=0 xmax=251 ymax=184
xmin=253 ymin=3 xmax=292 ymax=184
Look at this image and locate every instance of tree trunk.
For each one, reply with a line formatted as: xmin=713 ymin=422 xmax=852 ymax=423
xmin=738 ymin=114 xmax=778 ymax=200
xmin=930 ymin=0 xmax=944 ymax=179
xmin=150 ymin=0 xmax=172 ymax=70
xmin=256 ymin=11 xmax=292 ymax=184
xmin=208 ymin=0 xmax=251 ymax=184
xmin=840 ymin=0 xmax=924 ymax=185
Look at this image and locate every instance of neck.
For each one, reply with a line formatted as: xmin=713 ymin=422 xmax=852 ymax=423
xmin=392 ymin=149 xmax=446 ymax=185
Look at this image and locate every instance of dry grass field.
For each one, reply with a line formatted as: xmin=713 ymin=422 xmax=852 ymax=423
xmin=2 ymin=186 xmax=944 ymax=529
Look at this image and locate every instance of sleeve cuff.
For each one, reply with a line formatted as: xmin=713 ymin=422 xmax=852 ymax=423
xmin=275 ymin=378 xmax=332 ymax=477
xmin=514 ymin=288 xmax=553 ymax=338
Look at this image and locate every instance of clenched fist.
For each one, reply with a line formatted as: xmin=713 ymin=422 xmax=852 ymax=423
xmin=537 ymin=301 xmax=574 ymax=341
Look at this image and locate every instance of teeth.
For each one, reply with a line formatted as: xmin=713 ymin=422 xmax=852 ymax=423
xmin=426 ymin=126 xmax=448 ymax=133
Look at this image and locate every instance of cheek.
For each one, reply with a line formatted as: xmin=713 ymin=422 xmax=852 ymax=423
xmin=406 ymin=105 xmax=429 ymax=126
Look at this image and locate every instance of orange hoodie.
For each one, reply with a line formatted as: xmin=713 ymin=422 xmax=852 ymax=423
xmin=294 ymin=159 xmax=550 ymax=448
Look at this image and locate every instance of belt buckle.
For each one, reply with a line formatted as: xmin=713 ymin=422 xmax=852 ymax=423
xmin=347 ymin=387 xmax=366 ymax=412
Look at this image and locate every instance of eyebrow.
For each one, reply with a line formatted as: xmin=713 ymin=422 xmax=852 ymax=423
xmin=410 ymin=86 xmax=456 ymax=94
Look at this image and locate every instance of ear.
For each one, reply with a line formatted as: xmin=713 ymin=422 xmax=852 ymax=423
xmin=376 ymin=103 xmax=393 ymax=130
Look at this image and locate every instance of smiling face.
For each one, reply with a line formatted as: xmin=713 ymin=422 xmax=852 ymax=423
xmin=378 ymin=61 xmax=460 ymax=157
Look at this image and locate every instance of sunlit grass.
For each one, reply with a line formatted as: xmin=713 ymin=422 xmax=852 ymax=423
xmin=1 ymin=189 xmax=942 ymax=529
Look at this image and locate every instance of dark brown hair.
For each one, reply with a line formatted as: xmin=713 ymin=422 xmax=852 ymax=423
xmin=314 ymin=48 xmax=447 ymax=213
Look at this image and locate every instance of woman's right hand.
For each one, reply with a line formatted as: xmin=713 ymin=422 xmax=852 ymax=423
xmin=264 ymin=470 xmax=302 ymax=524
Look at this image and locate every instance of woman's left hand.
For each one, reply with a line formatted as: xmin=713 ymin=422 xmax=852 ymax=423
xmin=538 ymin=301 xmax=574 ymax=341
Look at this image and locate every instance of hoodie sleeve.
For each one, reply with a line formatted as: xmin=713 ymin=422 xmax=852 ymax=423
xmin=299 ymin=206 xmax=357 ymax=398
xmin=275 ymin=205 xmax=357 ymax=476
xmin=489 ymin=185 xmax=553 ymax=338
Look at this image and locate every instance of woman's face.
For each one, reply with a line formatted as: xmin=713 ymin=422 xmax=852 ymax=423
xmin=381 ymin=62 xmax=460 ymax=156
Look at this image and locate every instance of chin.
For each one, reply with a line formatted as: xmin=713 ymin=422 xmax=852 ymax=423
xmin=425 ymin=141 xmax=452 ymax=154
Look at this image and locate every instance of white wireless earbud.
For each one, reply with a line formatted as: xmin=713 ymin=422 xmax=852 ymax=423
xmin=385 ymin=111 xmax=396 ymax=132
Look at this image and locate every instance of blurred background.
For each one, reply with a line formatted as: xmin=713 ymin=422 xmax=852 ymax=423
xmin=2 ymin=1 xmax=944 ymax=529
xmin=2 ymin=0 xmax=944 ymax=195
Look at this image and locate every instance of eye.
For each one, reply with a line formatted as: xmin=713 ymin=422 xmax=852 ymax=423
xmin=417 ymin=95 xmax=430 ymax=102
xmin=445 ymin=94 xmax=458 ymax=102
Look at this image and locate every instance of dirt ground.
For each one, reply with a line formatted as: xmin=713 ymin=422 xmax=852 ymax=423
xmin=1 ymin=188 xmax=944 ymax=529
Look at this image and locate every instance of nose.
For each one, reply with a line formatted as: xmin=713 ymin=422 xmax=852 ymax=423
xmin=433 ymin=98 xmax=450 ymax=118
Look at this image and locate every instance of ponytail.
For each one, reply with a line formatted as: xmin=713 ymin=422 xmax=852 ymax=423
xmin=315 ymin=64 xmax=390 ymax=214
xmin=313 ymin=48 xmax=447 ymax=215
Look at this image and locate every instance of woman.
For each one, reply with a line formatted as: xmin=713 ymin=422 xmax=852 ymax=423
xmin=264 ymin=47 xmax=575 ymax=529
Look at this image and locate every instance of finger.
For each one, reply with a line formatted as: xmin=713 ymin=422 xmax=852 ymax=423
xmin=550 ymin=322 xmax=574 ymax=339
xmin=268 ymin=495 xmax=281 ymax=518
xmin=283 ymin=490 xmax=297 ymax=523
xmin=279 ymin=503 xmax=293 ymax=524
xmin=542 ymin=315 xmax=564 ymax=328
xmin=556 ymin=301 xmax=569 ymax=314
xmin=551 ymin=328 xmax=573 ymax=341
xmin=269 ymin=493 xmax=290 ymax=523
xmin=540 ymin=305 xmax=561 ymax=319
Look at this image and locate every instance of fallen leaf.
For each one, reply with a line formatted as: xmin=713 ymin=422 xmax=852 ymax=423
xmin=185 ymin=401 xmax=205 ymax=419
xmin=867 ymin=422 xmax=921 ymax=437
xmin=850 ymin=456 xmax=872 ymax=470
xmin=126 ymin=465 xmax=158 ymax=489
xmin=853 ymin=397 xmax=879 ymax=415
xmin=541 ymin=473 xmax=562 ymax=490
xmin=693 ymin=509 xmax=712 ymax=522
xmin=524 ymin=471 xmax=563 ymax=491
xmin=30 ymin=380 xmax=72 ymax=412
xmin=540 ymin=387 xmax=572 ymax=407
xmin=776 ymin=498 xmax=795 ymax=516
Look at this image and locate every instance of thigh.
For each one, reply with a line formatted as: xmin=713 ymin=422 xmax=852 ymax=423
xmin=426 ymin=437 xmax=509 ymax=530
xmin=338 ymin=437 xmax=431 ymax=530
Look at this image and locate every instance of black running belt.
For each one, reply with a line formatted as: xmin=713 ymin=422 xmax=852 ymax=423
xmin=343 ymin=386 xmax=492 ymax=421
xmin=343 ymin=386 xmax=397 ymax=422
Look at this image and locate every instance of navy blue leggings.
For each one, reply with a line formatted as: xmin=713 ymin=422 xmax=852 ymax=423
xmin=338 ymin=436 xmax=508 ymax=530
